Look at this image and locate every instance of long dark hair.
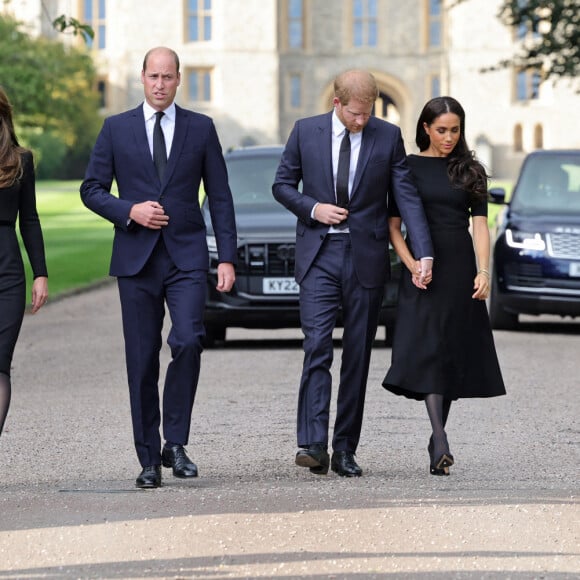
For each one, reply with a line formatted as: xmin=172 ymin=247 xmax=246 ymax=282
xmin=415 ymin=96 xmax=488 ymax=202
xmin=0 ymin=86 xmax=25 ymax=188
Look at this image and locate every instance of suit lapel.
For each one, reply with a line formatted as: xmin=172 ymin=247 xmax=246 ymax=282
xmin=130 ymin=106 xmax=159 ymax=185
xmin=162 ymin=105 xmax=187 ymax=189
xmin=352 ymin=121 xmax=377 ymax=198
xmin=316 ymin=113 xmax=334 ymax=201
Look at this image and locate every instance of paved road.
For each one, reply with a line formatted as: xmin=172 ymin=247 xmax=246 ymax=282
xmin=0 ymin=282 xmax=578 ymax=579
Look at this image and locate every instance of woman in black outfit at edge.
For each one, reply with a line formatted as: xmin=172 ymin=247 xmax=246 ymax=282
xmin=0 ymin=86 xmax=48 ymax=438
xmin=382 ymin=96 xmax=506 ymax=475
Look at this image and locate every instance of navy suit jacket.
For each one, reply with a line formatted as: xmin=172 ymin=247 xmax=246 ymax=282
xmin=272 ymin=112 xmax=433 ymax=289
xmin=81 ymin=104 xmax=237 ymax=277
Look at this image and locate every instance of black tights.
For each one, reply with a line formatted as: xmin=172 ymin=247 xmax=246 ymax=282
xmin=0 ymin=372 xmax=11 ymax=436
xmin=425 ymin=394 xmax=452 ymax=459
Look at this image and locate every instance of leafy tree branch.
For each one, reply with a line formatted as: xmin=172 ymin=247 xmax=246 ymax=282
xmin=451 ymin=0 xmax=579 ymax=81
xmin=51 ymin=14 xmax=94 ymax=41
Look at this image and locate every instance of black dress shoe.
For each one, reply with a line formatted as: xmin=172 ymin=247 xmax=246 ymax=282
xmin=136 ymin=465 xmax=161 ymax=489
xmin=295 ymin=443 xmax=330 ymax=475
xmin=331 ymin=451 xmax=362 ymax=477
xmin=162 ymin=444 xmax=198 ymax=478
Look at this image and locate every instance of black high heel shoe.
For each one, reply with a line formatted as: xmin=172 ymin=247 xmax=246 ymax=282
xmin=428 ymin=437 xmax=454 ymax=476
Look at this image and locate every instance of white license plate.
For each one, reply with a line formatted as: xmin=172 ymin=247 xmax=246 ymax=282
xmin=263 ymin=277 xmax=299 ymax=294
xmin=569 ymin=263 xmax=580 ymax=277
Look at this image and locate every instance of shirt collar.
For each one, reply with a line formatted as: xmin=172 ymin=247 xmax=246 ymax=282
xmin=143 ymin=101 xmax=176 ymax=123
xmin=332 ymin=109 xmax=348 ymax=138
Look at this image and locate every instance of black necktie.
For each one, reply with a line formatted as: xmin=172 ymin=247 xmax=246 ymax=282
xmin=153 ymin=111 xmax=167 ymax=181
xmin=336 ymin=129 xmax=350 ymax=208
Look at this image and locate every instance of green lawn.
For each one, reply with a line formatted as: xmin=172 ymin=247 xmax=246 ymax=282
xmin=22 ymin=180 xmax=114 ymax=301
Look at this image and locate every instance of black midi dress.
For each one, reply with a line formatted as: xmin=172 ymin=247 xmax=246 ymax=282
xmin=383 ymin=155 xmax=506 ymax=400
xmin=0 ymin=151 xmax=47 ymax=375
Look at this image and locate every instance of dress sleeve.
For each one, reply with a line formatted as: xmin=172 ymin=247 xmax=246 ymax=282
xmin=18 ymin=152 xmax=48 ymax=278
xmin=387 ymin=192 xmax=401 ymax=218
xmin=470 ymin=194 xmax=488 ymax=218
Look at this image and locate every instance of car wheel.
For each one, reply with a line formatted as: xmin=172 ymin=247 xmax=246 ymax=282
xmin=203 ymin=325 xmax=226 ymax=348
xmin=489 ymin=274 xmax=518 ymax=330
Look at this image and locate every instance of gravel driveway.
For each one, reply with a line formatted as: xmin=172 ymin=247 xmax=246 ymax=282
xmin=0 ymin=282 xmax=578 ymax=579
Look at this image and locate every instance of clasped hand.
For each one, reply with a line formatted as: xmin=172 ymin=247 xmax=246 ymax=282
xmin=411 ymin=258 xmax=433 ymax=290
xmin=129 ymin=201 xmax=169 ymax=229
xmin=313 ymin=203 xmax=349 ymax=226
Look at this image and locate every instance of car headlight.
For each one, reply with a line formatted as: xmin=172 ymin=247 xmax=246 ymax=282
xmin=505 ymin=229 xmax=546 ymax=251
xmin=207 ymin=235 xmax=218 ymax=253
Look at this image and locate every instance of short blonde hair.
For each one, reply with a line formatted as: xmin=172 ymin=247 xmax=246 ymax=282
xmin=334 ymin=70 xmax=378 ymax=105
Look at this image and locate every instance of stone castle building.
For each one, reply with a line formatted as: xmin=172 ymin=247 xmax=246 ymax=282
xmin=3 ymin=0 xmax=578 ymax=179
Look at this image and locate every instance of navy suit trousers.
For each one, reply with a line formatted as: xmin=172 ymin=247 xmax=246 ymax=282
xmin=117 ymin=237 xmax=207 ymax=467
xmin=297 ymin=234 xmax=384 ymax=453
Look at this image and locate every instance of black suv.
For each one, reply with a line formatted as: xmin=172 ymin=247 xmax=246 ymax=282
xmin=489 ymin=150 xmax=580 ymax=329
xmin=202 ymin=146 xmax=401 ymax=346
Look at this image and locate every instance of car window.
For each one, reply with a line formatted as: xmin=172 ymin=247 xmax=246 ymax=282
xmin=226 ymin=155 xmax=282 ymax=206
xmin=511 ymin=154 xmax=580 ymax=215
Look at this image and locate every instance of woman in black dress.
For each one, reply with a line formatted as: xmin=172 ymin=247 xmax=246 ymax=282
xmin=0 ymin=87 xmax=48 ymax=438
xmin=383 ymin=96 xmax=505 ymax=475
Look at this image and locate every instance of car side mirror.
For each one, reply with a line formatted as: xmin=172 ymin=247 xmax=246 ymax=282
xmin=488 ymin=187 xmax=506 ymax=204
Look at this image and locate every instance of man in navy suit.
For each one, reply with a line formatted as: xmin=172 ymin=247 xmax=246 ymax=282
xmin=273 ymin=70 xmax=433 ymax=477
xmin=81 ymin=47 xmax=237 ymax=488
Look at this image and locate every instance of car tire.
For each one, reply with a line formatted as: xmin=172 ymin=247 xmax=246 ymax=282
xmin=489 ymin=274 xmax=518 ymax=330
xmin=203 ymin=324 xmax=226 ymax=348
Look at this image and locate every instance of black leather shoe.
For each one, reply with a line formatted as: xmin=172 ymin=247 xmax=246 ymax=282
xmin=136 ymin=465 xmax=161 ymax=489
xmin=331 ymin=451 xmax=362 ymax=477
xmin=295 ymin=443 xmax=330 ymax=475
xmin=162 ymin=444 xmax=198 ymax=478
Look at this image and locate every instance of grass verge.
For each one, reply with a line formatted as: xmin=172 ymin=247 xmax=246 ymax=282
xmin=22 ymin=180 xmax=113 ymax=303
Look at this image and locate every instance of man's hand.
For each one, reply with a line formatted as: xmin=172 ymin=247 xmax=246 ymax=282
xmin=216 ymin=262 xmax=235 ymax=292
xmin=129 ymin=201 xmax=169 ymax=229
xmin=412 ymin=257 xmax=433 ymax=290
xmin=313 ymin=203 xmax=349 ymax=226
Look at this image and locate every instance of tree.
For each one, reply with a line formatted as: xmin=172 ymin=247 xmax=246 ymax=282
xmin=0 ymin=14 xmax=101 ymax=178
xmin=453 ymin=0 xmax=579 ymax=81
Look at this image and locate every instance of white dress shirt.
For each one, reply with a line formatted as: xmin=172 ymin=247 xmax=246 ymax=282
xmin=143 ymin=101 xmax=176 ymax=160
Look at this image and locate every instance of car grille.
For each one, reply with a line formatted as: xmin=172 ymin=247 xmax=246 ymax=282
xmin=236 ymin=243 xmax=295 ymax=276
xmin=504 ymin=262 xmax=580 ymax=293
xmin=547 ymin=233 xmax=580 ymax=259
xmin=504 ymin=263 xmax=544 ymax=287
